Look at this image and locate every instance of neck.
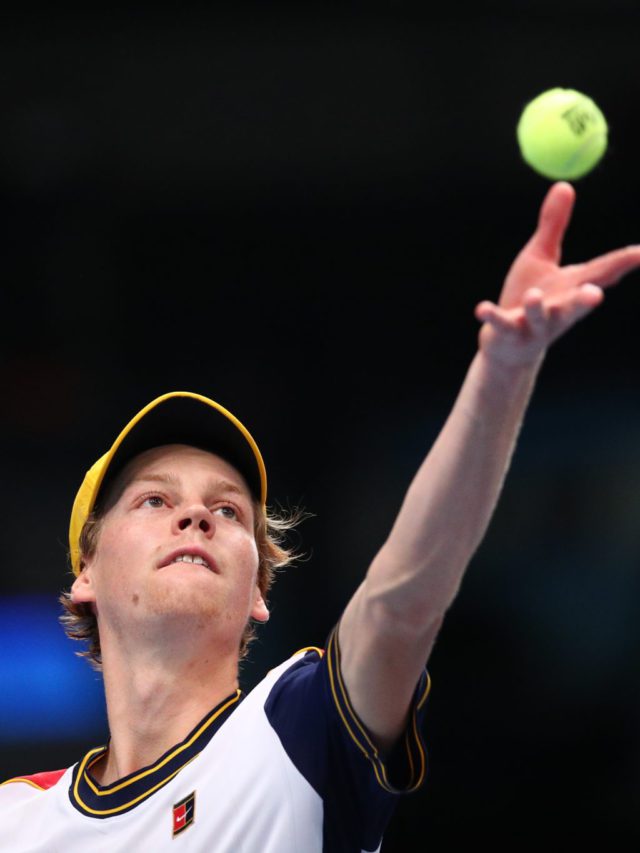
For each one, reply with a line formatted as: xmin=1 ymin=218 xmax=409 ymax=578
xmin=92 ymin=632 xmax=240 ymax=786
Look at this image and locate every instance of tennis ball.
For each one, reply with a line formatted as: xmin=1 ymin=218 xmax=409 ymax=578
xmin=516 ymin=88 xmax=608 ymax=180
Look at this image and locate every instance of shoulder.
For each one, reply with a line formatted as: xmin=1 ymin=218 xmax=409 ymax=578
xmin=245 ymin=645 xmax=325 ymax=708
xmin=1 ymin=769 xmax=68 ymax=791
xmin=259 ymin=646 xmax=325 ymax=712
xmin=0 ymin=768 xmax=67 ymax=791
xmin=237 ymin=645 xmax=327 ymax=757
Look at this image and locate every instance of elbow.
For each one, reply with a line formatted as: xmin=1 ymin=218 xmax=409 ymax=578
xmin=362 ymin=584 xmax=447 ymax=646
xmin=363 ymin=544 xmax=465 ymax=639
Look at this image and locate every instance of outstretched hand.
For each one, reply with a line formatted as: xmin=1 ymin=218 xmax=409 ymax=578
xmin=475 ymin=182 xmax=640 ymax=368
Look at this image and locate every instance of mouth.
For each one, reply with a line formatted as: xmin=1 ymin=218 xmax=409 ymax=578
xmin=158 ymin=548 xmax=218 ymax=573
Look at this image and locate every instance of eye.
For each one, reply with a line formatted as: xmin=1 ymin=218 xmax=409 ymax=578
xmin=140 ymin=493 xmax=166 ymax=509
xmin=214 ymin=505 xmax=238 ymax=520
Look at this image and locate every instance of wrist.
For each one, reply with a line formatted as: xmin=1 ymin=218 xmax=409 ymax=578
xmin=472 ymin=349 xmax=544 ymax=400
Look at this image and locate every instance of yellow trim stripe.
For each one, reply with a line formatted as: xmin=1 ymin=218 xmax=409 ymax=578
xmin=403 ymin=673 xmax=430 ymax=792
xmin=83 ymin=690 xmax=240 ymax=797
xmin=292 ymin=646 xmax=325 ymax=658
xmin=418 ymin=673 xmax=431 ymax=710
xmin=325 ymin=632 xmax=378 ymax=770
xmin=266 ymin=646 xmax=324 ymax=677
xmin=73 ymin=690 xmax=241 ymax=815
xmin=410 ymin=711 xmax=426 ymax=788
xmin=73 ymin=758 xmax=198 ymax=817
xmin=326 ymin=627 xmax=430 ymax=794
xmin=405 ymin=729 xmax=414 ymax=780
xmin=326 ymin=632 xmax=391 ymax=791
xmin=1 ymin=777 xmax=48 ymax=791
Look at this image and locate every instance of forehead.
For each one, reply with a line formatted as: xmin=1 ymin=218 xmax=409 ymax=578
xmin=104 ymin=444 xmax=253 ymax=507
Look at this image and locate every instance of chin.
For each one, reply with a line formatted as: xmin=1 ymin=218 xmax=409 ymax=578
xmin=146 ymin=576 xmax=224 ymax=622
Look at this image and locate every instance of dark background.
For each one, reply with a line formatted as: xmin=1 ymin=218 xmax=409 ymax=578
xmin=2 ymin=3 xmax=640 ymax=848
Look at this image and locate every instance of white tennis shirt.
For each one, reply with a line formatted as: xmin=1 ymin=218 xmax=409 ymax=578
xmin=1 ymin=628 xmax=429 ymax=852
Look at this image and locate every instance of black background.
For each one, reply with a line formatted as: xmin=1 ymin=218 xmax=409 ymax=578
xmin=2 ymin=3 xmax=640 ymax=848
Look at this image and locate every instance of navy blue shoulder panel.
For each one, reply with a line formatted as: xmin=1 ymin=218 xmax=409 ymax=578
xmin=264 ymin=626 xmax=430 ymax=853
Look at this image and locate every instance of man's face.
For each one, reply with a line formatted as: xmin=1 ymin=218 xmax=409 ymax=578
xmin=71 ymin=444 xmax=268 ymax=652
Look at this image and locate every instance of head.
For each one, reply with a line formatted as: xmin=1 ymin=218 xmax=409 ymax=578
xmin=60 ymin=393 xmax=301 ymax=668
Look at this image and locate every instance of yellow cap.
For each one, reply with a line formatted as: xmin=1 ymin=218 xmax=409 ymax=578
xmin=68 ymin=391 xmax=267 ymax=575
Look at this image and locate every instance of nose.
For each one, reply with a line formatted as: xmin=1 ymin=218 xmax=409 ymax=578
xmin=173 ymin=505 xmax=215 ymax=537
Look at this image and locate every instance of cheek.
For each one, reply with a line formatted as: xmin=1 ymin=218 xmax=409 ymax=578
xmin=229 ymin=533 xmax=261 ymax=589
xmin=235 ymin=541 xmax=260 ymax=586
xmin=246 ymin=535 xmax=260 ymax=577
xmin=92 ymin=521 xmax=142 ymax=593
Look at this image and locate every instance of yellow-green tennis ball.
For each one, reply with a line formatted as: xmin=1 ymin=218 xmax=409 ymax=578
xmin=517 ymin=88 xmax=608 ymax=180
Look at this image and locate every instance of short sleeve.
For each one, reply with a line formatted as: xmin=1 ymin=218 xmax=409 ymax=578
xmin=264 ymin=624 xmax=430 ymax=852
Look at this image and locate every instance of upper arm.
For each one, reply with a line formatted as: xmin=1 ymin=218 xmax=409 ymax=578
xmin=338 ymin=563 xmax=441 ymax=755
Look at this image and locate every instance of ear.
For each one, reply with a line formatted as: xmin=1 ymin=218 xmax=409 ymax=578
xmin=70 ymin=563 xmax=97 ymax=606
xmin=250 ymin=585 xmax=269 ymax=623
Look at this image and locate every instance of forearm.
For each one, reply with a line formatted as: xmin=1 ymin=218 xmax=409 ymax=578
xmin=363 ymin=349 xmax=542 ymax=631
xmin=336 ymin=183 xmax=639 ymax=751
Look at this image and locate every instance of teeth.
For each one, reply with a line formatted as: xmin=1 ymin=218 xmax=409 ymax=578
xmin=173 ymin=554 xmax=210 ymax=569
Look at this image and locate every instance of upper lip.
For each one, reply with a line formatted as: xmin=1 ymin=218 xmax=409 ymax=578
xmin=158 ymin=547 xmax=218 ymax=573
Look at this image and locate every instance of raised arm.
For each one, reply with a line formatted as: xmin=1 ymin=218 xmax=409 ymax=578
xmin=338 ymin=182 xmax=640 ymax=754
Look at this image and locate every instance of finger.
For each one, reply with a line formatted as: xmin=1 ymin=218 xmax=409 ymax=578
xmin=528 ymin=182 xmax=575 ymax=263
xmin=474 ymin=300 xmax=495 ymax=322
xmin=523 ymin=287 xmax=548 ymax=331
xmin=546 ymin=283 xmax=604 ymax=314
xmin=474 ymin=301 xmax=515 ymax=333
xmin=548 ymin=284 xmax=604 ymax=334
xmin=575 ymin=282 xmax=605 ymax=307
xmin=559 ymin=297 xmax=601 ymax=328
xmin=580 ymin=245 xmax=640 ymax=288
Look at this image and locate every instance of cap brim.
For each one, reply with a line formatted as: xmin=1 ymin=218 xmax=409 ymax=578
xmin=97 ymin=394 xmax=264 ymax=508
xmin=69 ymin=392 xmax=266 ymax=575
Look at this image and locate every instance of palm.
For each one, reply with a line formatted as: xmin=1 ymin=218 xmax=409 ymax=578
xmin=476 ymin=182 xmax=640 ymax=367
